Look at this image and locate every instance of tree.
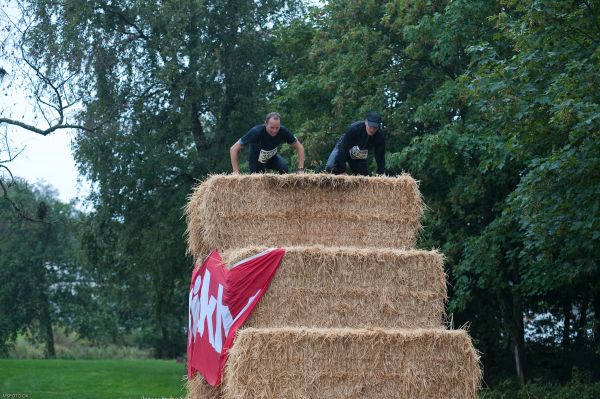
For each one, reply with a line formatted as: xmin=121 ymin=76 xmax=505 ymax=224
xmin=0 ymin=179 xmax=89 ymax=356
xmin=390 ymin=0 xmax=600 ymax=385
xmin=273 ymin=0 xmax=600 ymax=386
xmin=15 ymin=0 xmax=304 ymax=357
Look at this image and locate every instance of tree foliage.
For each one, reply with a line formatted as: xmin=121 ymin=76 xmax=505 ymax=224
xmin=0 ymin=180 xmax=89 ymax=357
xmin=12 ymin=0 xmax=304 ymax=357
xmin=273 ymin=0 xmax=600 ymax=385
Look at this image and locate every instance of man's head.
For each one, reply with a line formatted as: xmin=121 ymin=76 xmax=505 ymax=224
xmin=264 ymin=112 xmax=282 ymax=136
xmin=365 ymin=111 xmax=381 ymax=136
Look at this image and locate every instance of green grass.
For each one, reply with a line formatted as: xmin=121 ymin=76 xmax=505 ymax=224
xmin=0 ymin=359 xmax=187 ymax=399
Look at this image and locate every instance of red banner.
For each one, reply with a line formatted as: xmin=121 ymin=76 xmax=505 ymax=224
xmin=187 ymin=248 xmax=285 ymax=385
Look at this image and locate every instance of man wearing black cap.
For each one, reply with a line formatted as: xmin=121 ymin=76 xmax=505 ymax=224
xmin=325 ymin=111 xmax=386 ymax=176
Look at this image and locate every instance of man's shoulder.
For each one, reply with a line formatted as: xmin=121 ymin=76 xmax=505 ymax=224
xmin=349 ymin=120 xmax=363 ymax=130
xmin=278 ymin=125 xmax=296 ymax=142
xmin=279 ymin=125 xmax=292 ymax=135
xmin=240 ymin=124 xmax=265 ymax=145
xmin=249 ymin=124 xmax=265 ymax=134
xmin=344 ymin=121 xmax=364 ymax=136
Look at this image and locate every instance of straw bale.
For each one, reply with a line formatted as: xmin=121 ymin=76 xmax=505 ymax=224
xmin=187 ymin=375 xmax=221 ymax=399
xmin=224 ymin=327 xmax=481 ymax=399
xmin=185 ymin=173 xmax=423 ymax=257
xmin=220 ymin=245 xmax=446 ymax=329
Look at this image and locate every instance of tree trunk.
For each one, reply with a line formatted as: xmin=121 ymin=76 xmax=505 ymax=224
xmin=154 ymin=276 xmax=176 ymax=359
xmin=498 ymin=287 xmax=527 ymax=386
xmin=34 ymin=258 xmax=56 ymax=358
xmin=191 ymin=101 xmax=206 ymax=152
xmin=593 ymin=290 xmax=600 ymax=347
xmin=160 ymin=325 xmax=172 ymax=359
xmin=562 ymin=300 xmax=571 ymax=349
xmin=40 ymin=287 xmax=56 ymax=358
xmin=217 ymin=18 xmax=240 ymax=150
xmin=574 ymin=300 xmax=588 ymax=348
xmin=184 ymin=0 xmax=205 ymax=154
xmin=218 ymin=69 xmax=236 ymax=149
xmin=36 ymin=206 xmax=55 ymax=358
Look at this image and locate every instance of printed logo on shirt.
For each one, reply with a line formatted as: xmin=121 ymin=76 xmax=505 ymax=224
xmin=258 ymin=148 xmax=278 ymax=163
xmin=349 ymin=146 xmax=368 ymax=160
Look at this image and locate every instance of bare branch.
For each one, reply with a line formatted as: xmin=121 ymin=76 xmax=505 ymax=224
xmin=1 ymin=133 xmax=25 ymax=162
xmin=0 ymin=118 xmax=91 ymax=136
xmin=0 ymin=164 xmax=15 ymax=183
xmin=0 ymin=29 xmax=93 ymax=136
xmin=20 ymin=43 xmax=65 ymax=120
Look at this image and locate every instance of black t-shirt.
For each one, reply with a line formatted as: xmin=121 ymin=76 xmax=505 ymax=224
xmin=334 ymin=121 xmax=386 ymax=174
xmin=240 ymin=124 xmax=297 ymax=164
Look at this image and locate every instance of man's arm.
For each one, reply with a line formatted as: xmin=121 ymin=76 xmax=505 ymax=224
xmin=374 ymin=134 xmax=386 ymax=175
xmin=230 ymin=140 xmax=245 ymax=175
xmin=232 ymin=126 xmax=260 ymax=174
xmin=335 ymin=126 xmax=356 ymax=172
xmin=290 ymin=140 xmax=305 ymax=173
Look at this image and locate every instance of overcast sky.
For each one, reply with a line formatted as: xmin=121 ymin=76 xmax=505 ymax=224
xmin=6 ymin=128 xmax=89 ymax=204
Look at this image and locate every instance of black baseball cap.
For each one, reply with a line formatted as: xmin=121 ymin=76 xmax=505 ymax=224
xmin=366 ymin=111 xmax=381 ymax=128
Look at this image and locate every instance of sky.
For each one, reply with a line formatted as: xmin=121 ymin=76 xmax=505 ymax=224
xmin=6 ymin=128 xmax=90 ymax=204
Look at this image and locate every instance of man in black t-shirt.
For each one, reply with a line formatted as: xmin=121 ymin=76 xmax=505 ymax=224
xmin=230 ymin=112 xmax=305 ymax=174
xmin=325 ymin=111 xmax=386 ymax=176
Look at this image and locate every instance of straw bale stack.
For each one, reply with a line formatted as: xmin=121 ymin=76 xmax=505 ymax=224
xmin=185 ymin=174 xmax=481 ymax=398
xmin=221 ymin=245 xmax=446 ymax=329
xmin=223 ymin=328 xmax=481 ymax=399
xmin=185 ymin=173 xmax=423 ymax=257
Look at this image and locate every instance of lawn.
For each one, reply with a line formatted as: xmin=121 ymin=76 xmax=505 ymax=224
xmin=0 ymin=359 xmax=187 ymax=399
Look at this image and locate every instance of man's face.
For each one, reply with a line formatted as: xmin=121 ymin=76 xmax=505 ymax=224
xmin=265 ymin=118 xmax=281 ymax=136
xmin=365 ymin=120 xmax=378 ymax=136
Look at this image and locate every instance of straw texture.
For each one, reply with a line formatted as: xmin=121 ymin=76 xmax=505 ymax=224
xmin=223 ymin=327 xmax=481 ymax=399
xmin=187 ymin=375 xmax=221 ymax=399
xmin=185 ymin=173 xmax=424 ymax=257
xmin=221 ymin=245 xmax=446 ymax=329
